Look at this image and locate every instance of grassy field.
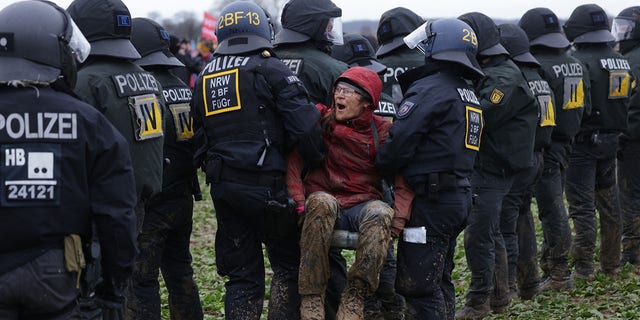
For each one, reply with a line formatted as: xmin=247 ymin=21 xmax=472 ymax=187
xmin=159 ymin=178 xmax=640 ymax=319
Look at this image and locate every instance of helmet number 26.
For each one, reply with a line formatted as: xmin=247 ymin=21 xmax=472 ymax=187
xmin=461 ymin=28 xmax=478 ymax=46
xmin=218 ymin=11 xmax=261 ymax=29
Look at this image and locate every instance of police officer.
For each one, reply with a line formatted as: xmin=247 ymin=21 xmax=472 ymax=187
xmin=68 ymin=0 xmax=166 ymax=234
xmin=456 ymin=12 xmax=538 ymax=319
xmin=190 ymin=2 xmax=324 ymax=319
xmin=273 ymin=0 xmax=348 ymax=106
xmin=519 ymin=7 xmax=587 ymax=291
xmin=612 ymin=6 xmax=640 ymax=268
xmin=376 ymin=18 xmax=485 ymax=319
xmin=0 ymin=1 xmax=137 ymax=318
xmin=127 ymin=17 xmax=203 ymax=320
xmin=563 ymin=4 xmax=632 ymax=280
xmin=375 ymin=7 xmax=425 ymax=104
xmin=498 ymin=23 xmax=556 ymax=300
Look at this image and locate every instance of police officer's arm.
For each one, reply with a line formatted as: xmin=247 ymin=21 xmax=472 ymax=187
xmin=475 ymin=73 xmax=520 ymax=130
xmin=375 ymin=96 xmax=426 ymax=175
xmin=89 ymin=116 xmax=137 ymax=286
xmin=264 ymin=60 xmax=324 ymax=165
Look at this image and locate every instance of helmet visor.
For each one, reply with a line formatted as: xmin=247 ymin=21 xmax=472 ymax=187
xmin=68 ymin=17 xmax=91 ymax=63
xmin=612 ymin=18 xmax=636 ymax=42
xmin=326 ymin=17 xmax=343 ymax=45
xmin=403 ymin=21 xmax=430 ymax=53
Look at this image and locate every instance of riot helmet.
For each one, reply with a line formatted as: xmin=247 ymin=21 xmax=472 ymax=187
xmin=458 ymin=12 xmax=509 ymax=57
xmin=67 ymin=0 xmax=141 ymax=59
xmin=0 ymin=0 xmax=90 ymax=85
xmin=331 ymin=33 xmax=386 ymax=74
xmin=519 ymin=7 xmax=570 ymax=49
xmin=563 ymin=4 xmax=615 ymax=44
xmin=131 ymin=18 xmax=184 ymax=68
xmin=275 ymin=0 xmax=343 ymax=46
xmin=612 ymin=7 xmax=640 ymax=42
xmin=376 ymin=7 xmax=425 ymax=57
xmin=215 ymin=1 xmax=273 ymax=54
xmin=403 ymin=18 xmax=484 ymax=78
xmin=498 ymin=24 xmax=540 ymax=66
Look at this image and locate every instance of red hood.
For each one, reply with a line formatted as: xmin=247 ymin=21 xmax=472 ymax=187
xmin=333 ymin=66 xmax=382 ymax=109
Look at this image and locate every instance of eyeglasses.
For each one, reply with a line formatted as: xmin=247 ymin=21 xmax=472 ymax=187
xmin=334 ymin=85 xmax=360 ymax=97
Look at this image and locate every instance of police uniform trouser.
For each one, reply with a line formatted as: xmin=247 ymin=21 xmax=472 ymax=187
xmin=299 ymin=192 xmax=392 ymax=299
xmin=0 ymin=248 xmax=79 ymax=320
xmin=500 ymin=152 xmax=542 ymax=295
xmin=566 ymin=133 xmax=622 ymax=275
xmin=127 ymin=193 xmax=203 ymax=320
xmin=618 ymin=138 xmax=640 ymax=265
xmin=396 ymin=183 xmax=471 ymax=320
xmin=464 ymin=169 xmax=514 ymax=308
xmin=211 ymin=180 xmax=301 ymax=320
xmin=534 ymin=141 xmax=573 ymax=280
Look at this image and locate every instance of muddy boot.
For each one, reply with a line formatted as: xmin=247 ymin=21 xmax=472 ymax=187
xmin=539 ymin=277 xmax=575 ymax=292
xmin=455 ymin=302 xmax=491 ymax=320
xmin=336 ymin=286 xmax=365 ymax=320
xmin=301 ymin=294 xmax=325 ymax=320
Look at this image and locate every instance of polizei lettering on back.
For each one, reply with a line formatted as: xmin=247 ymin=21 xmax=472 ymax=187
xmin=112 ymin=72 xmax=160 ymax=98
xmin=202 ymin=56 xmax=251 ymax=73
xmin=0 ymin=112 xmax=77 ymax=140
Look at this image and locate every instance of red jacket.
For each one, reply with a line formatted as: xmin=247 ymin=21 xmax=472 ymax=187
xmin=287 ymin=67 xmax=413 ymax=234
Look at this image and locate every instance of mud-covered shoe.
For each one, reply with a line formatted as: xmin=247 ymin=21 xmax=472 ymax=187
xmin=454 ymin=303 xmax=491 ymax=320
xmin=381 ymin=293 xmax=406 ymax=320
xmin=301 ymin=294 xmax=325 ymax=320
xmin=571 ymin=271 xmax=595 ymax=282
xmin=539 ymin=277 xmax=575 ymax=292
xmin=336 ymin=287 xmax=365 ymax=320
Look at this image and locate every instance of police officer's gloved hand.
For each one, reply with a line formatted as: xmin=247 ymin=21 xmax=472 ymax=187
xmin=95 ymin=278 xmax=126 ymax=320
xmin=296 ymin=205 xmax=306 ymax=227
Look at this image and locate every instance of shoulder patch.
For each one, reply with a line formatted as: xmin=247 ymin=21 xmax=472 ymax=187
xmin=286 ymin=75 xmax=301 ymax=84
xmin=490 ymin=88 xmax=504 ymax=105
xmin=396 ymin=100 xmax=415 ymax=119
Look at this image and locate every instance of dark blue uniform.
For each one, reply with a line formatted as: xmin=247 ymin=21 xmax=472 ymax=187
xmin=0 ymin=86 xmax=137 ymax=319
xmin=377 ymin=62 xmax=483 ymax=319
xmin=191 ymin=50 xmax=323 ymax=319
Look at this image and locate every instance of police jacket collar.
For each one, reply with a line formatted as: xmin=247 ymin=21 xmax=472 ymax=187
xmin=397 ymin=61 xmax=465 ymax=95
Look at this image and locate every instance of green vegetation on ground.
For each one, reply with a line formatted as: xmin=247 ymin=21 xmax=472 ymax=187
xmin=159 ymin=178 xmax=640 ymax=319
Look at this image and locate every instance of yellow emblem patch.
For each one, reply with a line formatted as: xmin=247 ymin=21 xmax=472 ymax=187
xmin=490 ymin=89 xmax=504 ymax=104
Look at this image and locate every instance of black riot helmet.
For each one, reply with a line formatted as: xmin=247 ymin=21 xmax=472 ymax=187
xmin=403 ymin=18 xmax=484 ymax=79
xmin=275 ymin=0 xmax=343 ymax=46
xmin=331 ymin=33 xmax=387 ymax=74
xmin=498 ymin=24 xmax=540 ymax=66
xmin=563 ymin=4 xmax=615 ymax=44
xmin=0 ymin=0 xmax=90 ymax=85
xmin=131 ymin=18 xmax=184 ymax=68
xmin=215 ymin=1 xmax=273 ymax=54
xmin=458 ymin=12 xmax=509 ymax=57
xmin=376 ymin=7 xmax=425 ymax=57
xmin=68 ymin=0 xmax=141 ymax=59
xmin=518 ymin=7 xmax=570 ymax=49
xmin=612 ymin=6 xmax=640 ymax=42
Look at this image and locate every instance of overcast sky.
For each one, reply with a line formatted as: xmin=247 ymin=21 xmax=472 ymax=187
xmin=0 ymin=0 xmax=637 ymax=21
